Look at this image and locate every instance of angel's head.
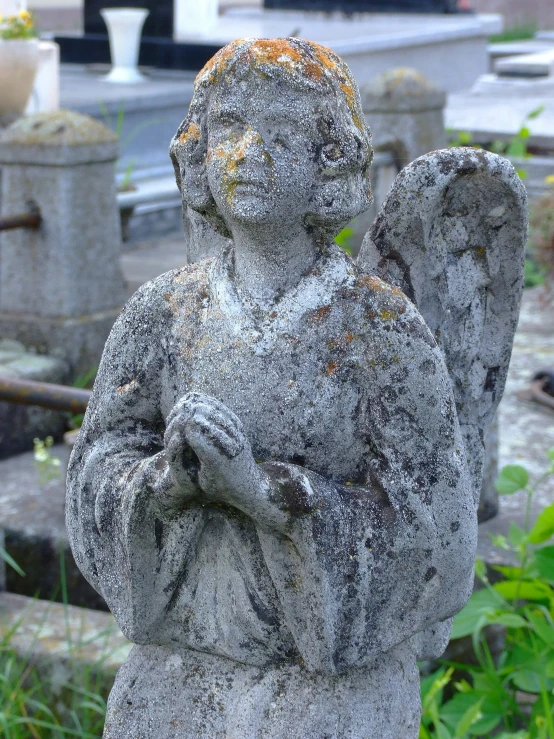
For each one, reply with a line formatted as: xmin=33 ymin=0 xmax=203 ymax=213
xmin=170 ymin=38 xmax=373 ymax=241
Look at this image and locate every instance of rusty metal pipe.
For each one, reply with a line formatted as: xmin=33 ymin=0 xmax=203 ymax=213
xmin=0 ymin=211 xmax=42 ymax=231
xmin=0 ymin=376 xmax=90 ymax=414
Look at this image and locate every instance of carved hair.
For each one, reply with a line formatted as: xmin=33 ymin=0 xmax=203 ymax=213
xmin=170 ymin=38 xmax=373 ymax=239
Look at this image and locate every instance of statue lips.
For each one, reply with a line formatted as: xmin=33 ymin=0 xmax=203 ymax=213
xmin=230 ymin=178 xmax=272 ymax=198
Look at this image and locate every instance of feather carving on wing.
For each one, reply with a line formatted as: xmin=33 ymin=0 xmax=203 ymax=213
xmin=358 ymin=148 xmax=527 ymax=497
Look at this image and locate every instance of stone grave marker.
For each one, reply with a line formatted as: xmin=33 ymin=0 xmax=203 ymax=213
xmin=67 ymin=38 xmax=527 ymax=737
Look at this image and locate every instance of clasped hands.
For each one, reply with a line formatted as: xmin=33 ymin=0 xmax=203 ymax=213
xmin=160 ymin=392 xmax=269 ymax=517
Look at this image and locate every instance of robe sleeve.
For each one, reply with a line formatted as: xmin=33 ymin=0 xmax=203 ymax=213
xmin=255 ymin=296 xmax=478 ymax=673
xmin=66 ymin=275 xmax=206 ymax=644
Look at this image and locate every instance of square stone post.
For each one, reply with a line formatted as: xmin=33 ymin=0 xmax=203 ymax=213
xmin=0 ymin=110 xmax=126 ymax=376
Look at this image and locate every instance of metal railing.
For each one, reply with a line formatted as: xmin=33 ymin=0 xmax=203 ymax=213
xmin=0 ymin=377 xmax=90 ymax=414
xmin=0 ymin=210 xmax=41 ymax=232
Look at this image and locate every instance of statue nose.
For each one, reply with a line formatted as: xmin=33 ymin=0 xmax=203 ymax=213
xmin=235 ymin=128 xmax=265 ymax=163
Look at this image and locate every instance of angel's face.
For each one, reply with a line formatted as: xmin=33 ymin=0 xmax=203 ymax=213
xmin=205 ymin=79 xmax=320 ymax=229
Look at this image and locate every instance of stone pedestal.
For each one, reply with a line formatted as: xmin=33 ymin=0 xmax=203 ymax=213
xmin=361 ymin=68 xmax=447 ymax=167
xmin=0 ymin=110 xmax=126 ymax=376
xmin=348 ymin=68 xmax=446 ymax=254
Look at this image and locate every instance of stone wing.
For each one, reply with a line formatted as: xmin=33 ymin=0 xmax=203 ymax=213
xmin=357 ymin=148 xmax=527 ymax=492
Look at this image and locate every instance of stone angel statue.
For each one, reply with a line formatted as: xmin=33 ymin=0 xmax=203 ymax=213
xmin=66 ymin=38 xmax=527 ymax=739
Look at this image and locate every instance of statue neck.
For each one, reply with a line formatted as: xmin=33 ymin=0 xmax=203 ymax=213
xmin=230 ymin=222 xmax=319 ymax=309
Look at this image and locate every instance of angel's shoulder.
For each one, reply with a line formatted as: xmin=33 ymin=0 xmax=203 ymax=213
xmin=118 ymin=260 xmax=213 ymax=327
xmin=349 ymin=271 xmax=439 ymax=355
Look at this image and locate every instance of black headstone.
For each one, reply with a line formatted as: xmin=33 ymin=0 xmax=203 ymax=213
xmin=84 ymin=0 xmax=173 ymax=38
xmin=56 ymin=0 xmax=222 ymax=70
xmin=264 ymin=0 xmax=460 ymax=11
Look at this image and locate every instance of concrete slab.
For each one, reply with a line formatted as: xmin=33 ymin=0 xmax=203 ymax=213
xmin=495 ymin=48 xmax=554 ymax=77
xmin=445 ymin=92 xmax=554 ymax=149
xmin=469 ymin=72 xmax=554 ymax=97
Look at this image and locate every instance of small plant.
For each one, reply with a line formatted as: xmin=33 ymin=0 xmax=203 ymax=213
xmin=0 ymin=546 xmax=24 ymax=577
xmin=420 ymin=449 xmax=554 ymax=738
xmin=0 ymin=10 xmax=36 ymax=40
xmin=0 ymin=555 xmax=114 ymax=737
xmin=335 ymin=226 xmax=355 ymax=256
xmin=33 ymin=436 xmax=62 ymax=485
xmin=489 ymin=24 xmax=537 ymax=44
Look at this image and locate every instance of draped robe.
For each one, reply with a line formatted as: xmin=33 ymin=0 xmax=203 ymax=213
xmin=67 ymin=243 xmax=477 ymax=738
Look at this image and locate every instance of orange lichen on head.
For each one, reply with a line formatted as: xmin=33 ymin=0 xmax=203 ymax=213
xmin=248 ymin=38 xmax=325 ymax=81
xmin=179 ymin=122 xmax=201 ymax=145
xmin=196 ymin=38 xmax=356 ymax=88
xmin=338 ymin=80 xmax=364 ymax=131
xmin=196 ymin=38 xmax=248 ymax=84
xmin=326 ymin=361 xmax=339 ymax=375
xmin=310 ymin=305 xmax=331 ymax=322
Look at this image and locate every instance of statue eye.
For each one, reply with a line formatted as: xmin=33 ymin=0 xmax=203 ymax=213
xmin=273 ymin=135 xmax=288 ymax=150
xmin=322 ymin=143 xmax=344 ymax=162
xmin=217 ymin=112 xmax=243 ymax=127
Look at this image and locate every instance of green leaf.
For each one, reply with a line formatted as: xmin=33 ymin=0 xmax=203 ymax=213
xmin=547 ymin=448 xmax=554 ymax=462
xmin=474 ymin=557 xmax=487 ymax=580
xmin=0 ymin=547 xmax=25 ymax=576
xmin=525 ymin=608 xmax=554 ymax=646
xmin=493 ymin=613 xmax=527 ymax=628
xmin=506 ymin=139 xmax=527 ymax=158
xmin=529 ymin=504 xmax=554 ymax=544
xmin=493 ymin=565 xmax=524 ymax=580
xmin=495 ymin=465 xmax=529 ymax=495
xmin=510 ymin=668 xmax=551 ymax=693
xmin=456 ymin=699 xmax=484 ymax=736
xmin=534 ymin=546 xmax=554 ymax=580
xmin=440 ymin=692 xmax=502 ymax=737
xmin=490 ymin=534 xmax=509 ymax=550
xmin=526 ymin=105 xmax=545 ymax=120
xmin=508 ymin=521 xmax=527 ymax=547
xmin=517 ymin=126 xmax=531 ymax=140
xmin=494 ymin=580 xmax=551 ymax=601
xmin=451 ymin=588 xmax=505 ymax=639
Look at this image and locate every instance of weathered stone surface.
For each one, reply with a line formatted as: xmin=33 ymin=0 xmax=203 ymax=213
xmin=0 ymin=110 xmax=126 ymax=376
xmin=358 ymin=148 xmax=527 ymax=497
xmin=66 ymin=39 xmax=521 ymax=738
xmin=0 ymin=339 xmax=68 ymax=458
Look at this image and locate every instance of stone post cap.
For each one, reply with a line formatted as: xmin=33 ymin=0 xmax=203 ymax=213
xmin=361 ymin=68 xmax=446 ymax=114
xmin=0 ymin=110 xmax=118 ymax=165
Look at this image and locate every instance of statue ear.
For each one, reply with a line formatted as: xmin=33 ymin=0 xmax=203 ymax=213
xmin=319 ymin=131 xmax=365 ymax=174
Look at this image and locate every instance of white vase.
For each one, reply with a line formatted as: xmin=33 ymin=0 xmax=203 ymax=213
xmin=100 ymin=7 xmax=149 ymax=84
xmin=0 ymin=37 xmax=39 ymax=122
